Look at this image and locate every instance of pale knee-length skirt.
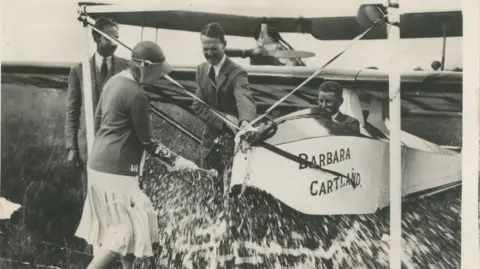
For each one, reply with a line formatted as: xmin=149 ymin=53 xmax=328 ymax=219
xmin=75 ymin=168 xmax=159 ymax=257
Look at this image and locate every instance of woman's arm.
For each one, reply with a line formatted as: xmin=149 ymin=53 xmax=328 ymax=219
xmin=129 ymin=92 xmax=197 ymax=170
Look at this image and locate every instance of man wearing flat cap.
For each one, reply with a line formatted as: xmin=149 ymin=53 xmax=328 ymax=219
xmin=316 ymin=81 xmax=360 ymax=133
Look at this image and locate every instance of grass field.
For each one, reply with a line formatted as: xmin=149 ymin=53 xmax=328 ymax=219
xmin=0 ymin=77 xmax=204 ymax=268
xmin=0 ymin=74 xmax=469 ymax=269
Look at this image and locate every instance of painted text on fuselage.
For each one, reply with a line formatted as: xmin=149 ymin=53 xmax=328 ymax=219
xmin=310 ymin=172 xmax=362 ymax=196
xmin=298 ymin=148 xmax=351 ymax=169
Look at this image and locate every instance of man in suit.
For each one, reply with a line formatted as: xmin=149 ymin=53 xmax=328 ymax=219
xmin=65 ymin=17 xmax=129 ymax=198
xmin=316 ymin=81 xmax=360 ymax=133
xmin=192 ymin=22 xmax=257 ymax=192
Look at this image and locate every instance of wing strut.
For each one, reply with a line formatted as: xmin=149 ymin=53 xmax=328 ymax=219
xmin=386 ymin=2 xmax=402 ymax=269
xmin=79 ymin=11 xmax=96 ymax=162
xmin=441 ymin=22 xmax=447 ymax=70
xmin=461 ymin=0 xmax=480 ymax=268
xmin=150 ymin=105 xmax=201 ymax=144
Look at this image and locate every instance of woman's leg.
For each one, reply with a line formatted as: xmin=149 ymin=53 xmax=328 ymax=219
xmin=120 ymin=254 xmax=136 ymax=269
xmin=86 ymin=246 xmax=118 ymax=269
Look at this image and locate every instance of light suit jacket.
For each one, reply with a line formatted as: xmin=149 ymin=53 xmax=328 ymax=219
xmin=65 ymin=54 xmax=129 ymax=162
xmin=192 ymin=56 xmax=257 ymax=158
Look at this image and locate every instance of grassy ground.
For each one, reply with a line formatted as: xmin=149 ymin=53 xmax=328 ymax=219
xmin=0 ymin=75 xmax=468 ymax=269
xmin=0 ymin=78 xmax=204 ymax=269
xmin=1 ymin=82 xmax=93 ymax=268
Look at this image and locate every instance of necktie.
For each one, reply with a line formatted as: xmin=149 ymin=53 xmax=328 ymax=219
xmin=208 ymin=65 xmax=216 ymax=87
xmin=100 ymin=57 xmax=108 ymax=82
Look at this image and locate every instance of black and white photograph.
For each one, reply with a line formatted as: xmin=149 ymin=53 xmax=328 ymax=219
xmin=1 ymin=0 xmax=478 ymax=268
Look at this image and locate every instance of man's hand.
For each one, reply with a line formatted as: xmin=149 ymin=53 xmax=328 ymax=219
xmin=239 ymin=140 xmax=251 ymax=153
xmin=237 ymin=121 xmax=257 ymax=153
xmin=225 ymin=114 xmax=239 ymax=134
xmin=67 ymin=149 xmax=80 ymax=168
xmin=239 ymin=120 xmax=258 ymax=141
xmin=239 ymin=121 xmax=249 ymax=129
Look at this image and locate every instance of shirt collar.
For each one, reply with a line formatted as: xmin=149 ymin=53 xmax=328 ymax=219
xmin=331 ymin=111 xmax=340 ymax=122
xmin=210 ymin=54 xmax=226 ymax=78
xmin=95 ymin=51 xmax=113 ymax=70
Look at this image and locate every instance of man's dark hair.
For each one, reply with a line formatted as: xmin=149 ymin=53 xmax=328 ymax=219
xmin=92 ymin=17 xmax=118 ymax=41
xmin=200 ymin=22 xmax=226 ymax=44
xmin=318 ymin=81 xmax=343 ymax=99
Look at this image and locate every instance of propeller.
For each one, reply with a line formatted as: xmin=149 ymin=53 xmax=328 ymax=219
xmin=272 ymin=50 xmax=316 ymax=59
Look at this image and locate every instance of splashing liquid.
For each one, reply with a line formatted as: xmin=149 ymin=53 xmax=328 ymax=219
xmin=136 ymin=152 xmax=461 ymax=269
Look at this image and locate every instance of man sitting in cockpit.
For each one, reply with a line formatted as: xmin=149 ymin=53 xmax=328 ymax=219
xmin=315 ymin=81 xmax=360 ymax=133
xmin=225 ymin=24 xmax=305 ymax=67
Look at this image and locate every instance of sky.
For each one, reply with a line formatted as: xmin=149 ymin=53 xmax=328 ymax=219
xmin=2 ymin=0 xmax=462 ymax=71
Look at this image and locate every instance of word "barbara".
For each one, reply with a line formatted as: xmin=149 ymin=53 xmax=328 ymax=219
xmin=298 ymin=148 xmax=351 ymax=169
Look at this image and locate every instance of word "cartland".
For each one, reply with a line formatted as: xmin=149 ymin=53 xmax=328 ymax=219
xmin=310 ymin=172 xmax=362 ymax=196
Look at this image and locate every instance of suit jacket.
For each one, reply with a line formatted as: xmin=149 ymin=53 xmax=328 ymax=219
xmin=65 ymin=54 xmax=129 ymax=162
xmin=333 ymin=111 xmax=360 ymax=133
xmin=192 ymin=56 xmax=257 ymax=157
xmin=309 ymin=107 xmax=360 ymax=133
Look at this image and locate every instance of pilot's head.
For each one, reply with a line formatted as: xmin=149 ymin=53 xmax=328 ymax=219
xmin=92 ymin=17 xmax=119 ymax=57
xmin=200 ymin=23 xmax=227 ymax=66
xmin=317 ymin=81 xmax=344 ymax=116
